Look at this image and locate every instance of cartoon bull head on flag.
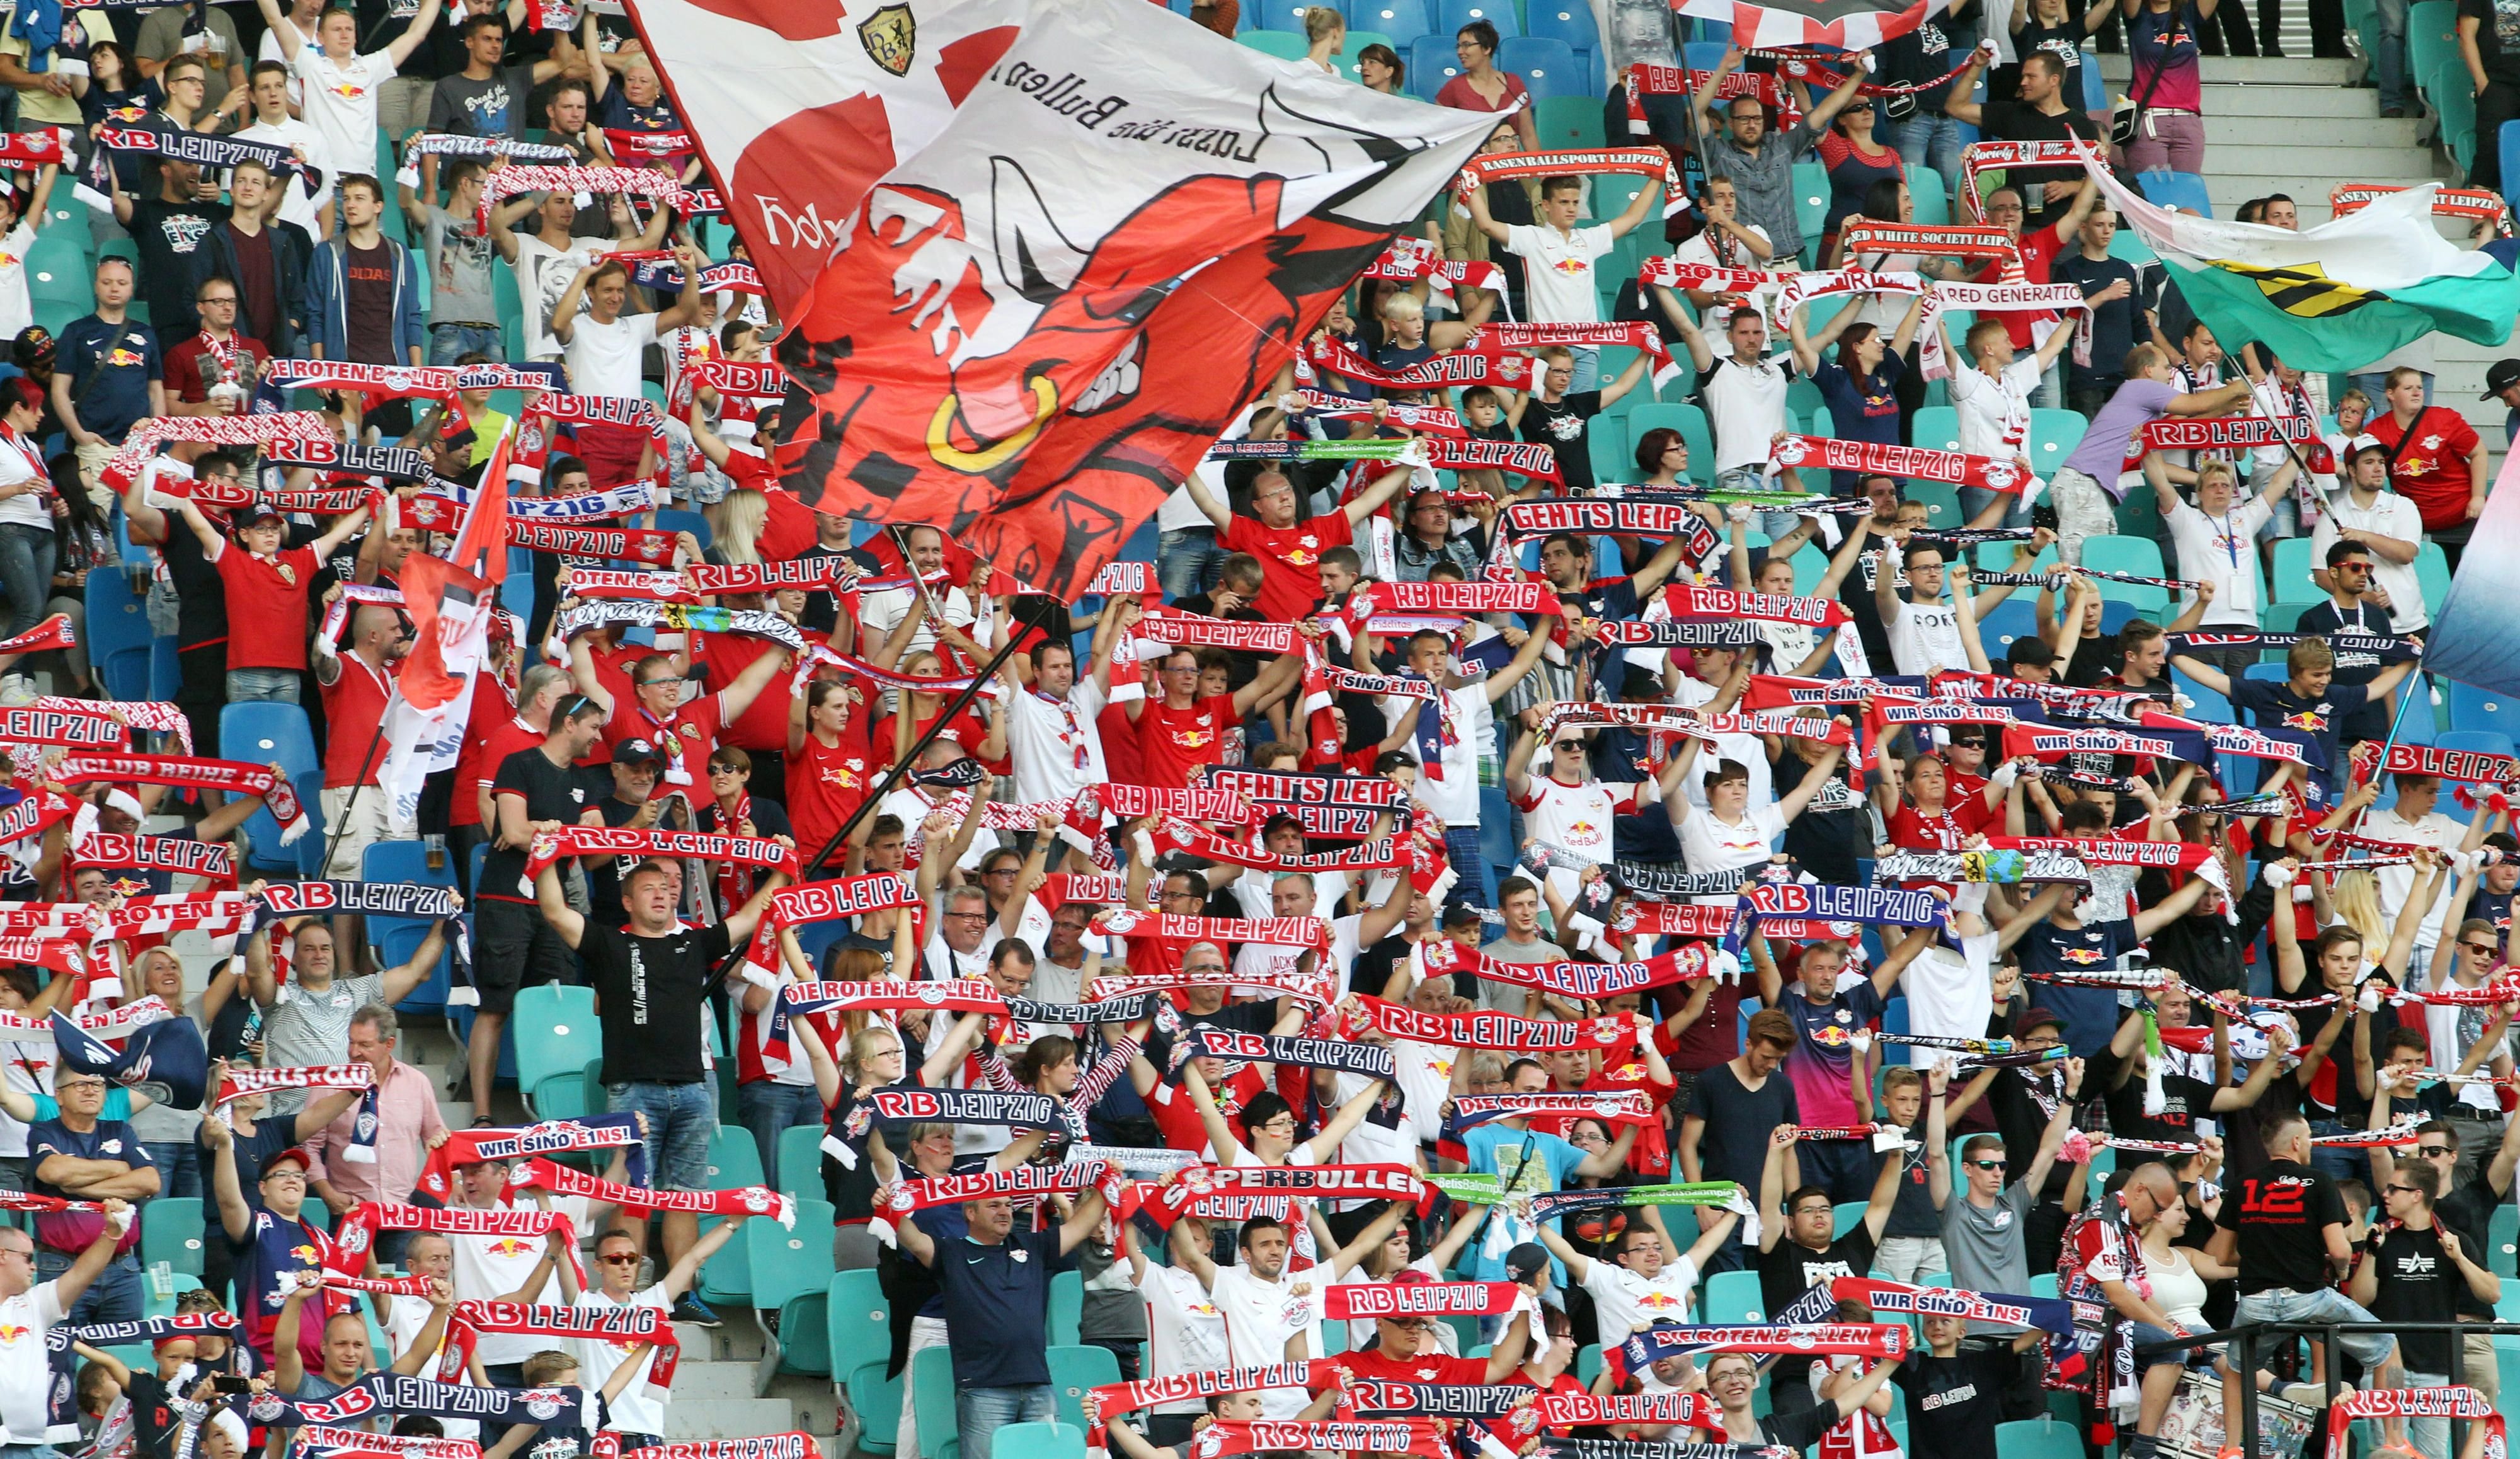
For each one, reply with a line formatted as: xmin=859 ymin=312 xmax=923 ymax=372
xmin=762 ymin=0 xmax=1494 ymax=597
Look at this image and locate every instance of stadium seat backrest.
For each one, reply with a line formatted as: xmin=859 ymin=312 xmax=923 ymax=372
xmin=2133 ymin=170 xmax=2211 ymax=217
xmin=1336 ymin=31 xmax=1395 ymax=78
xmin=2438 ymin=730 xmax=2519 ymax=761
xmin=828 ymin=1269 xmax=893 ymax=1385
xmin=83 ymin=568 xmax=151 ymax=670
xmin=142 ymin=1198 xmax=205 ymax=1276
xmin=2080 ymin=536 xmax=2168 ymax=613
xmin=1906 ymin=166 xmax=1951 ymax=226
xmin=1904 ymin=481 xmax=1959 ymax=528
xmin=1978 ymin=598 xmax=2038 ymax=656
xmin=1048 ymin=1344 xmax=1121 ymax=1431
xmin=217 ymin=703 xmax=324 ymax=874
xmin=911 ymin=1346 xmax=957 ymax=1458
xmin=777 ymin=1123 xmax=824 ymax=1196
xmin=1407 ymin=33 xmax=1462 ymax=95
xmin=1439 ymin=0 xmax=1521 ymax=37
xmin=1346 ymin=0 xmax=1430 ymax=37
xmin=1995 ymin=1417 xmax=2086 ymax=1459
xmin=2410 ymin=0 xmax=2459 ymax=96
xmin=991 ymin=1426 xmax=1085 ymax=1459
xmin=1911 ymin=405 xmax=1961 ymax=453
xmin=1625 ymin=403 xmax=1712 ymax=474
xmin=2027 ymin=408 xmax=2085 ymax=478
xmin=1501 ymin=38 xmax=1584 ymax=100
xmin=512 ymin=985 xmax=601 ymax=1116
xmin=1533 ymin=94 xmax=1605 ymax=148
xmin=1238 ymin=29 xmax=1310 ymax=58
xmin=745 ymin=1198 xmax=837 ymax=1314
xmin=1705 ymin=1269 xmax=1763 ymax=1324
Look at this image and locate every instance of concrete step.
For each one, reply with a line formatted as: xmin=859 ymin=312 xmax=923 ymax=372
xmin=2093 ymin=53 xmax=2358 ymax=83
xmin=2211 ymin=84 xmax=2386 ymax=118
xmin=2199 ymin=140 xmax=2435 ymax=174
xmin=663 ymin=1397 xmax=803 ymax=1439
xmin=660 ymin=1361 xmax=772 ymax=1401
xmin=674 ymin=1319 xmax=770 ymax=1363
xmin=2206 ymin=116 xmax=2427 ymax=149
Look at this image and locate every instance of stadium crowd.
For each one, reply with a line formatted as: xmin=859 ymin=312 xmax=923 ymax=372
xmin=0 ymin=3 xmax=2509 ymax=1459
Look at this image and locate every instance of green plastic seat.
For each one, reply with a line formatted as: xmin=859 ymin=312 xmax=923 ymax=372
xmin=748 ymin=1199 xmax=836 ymax=1375
xmin=830 ymin=1271 xmax=900 ymax=1455
xmin=776 ymin=1123 xmax=825 ymax=1196
xmin=1238 ymin=30 xmax=1310 ymax=59
xmin=1047 ymin=1344 xmax=1120 ymax=1433
xmin=1048 ymin=1267 xmax=1081 ymax=1347
xmin=142 ymin=1197 xmax=205 ymax=1276
xmin=1705 ymin=1269 xmax=1764 ymax=1324
xmin=1911 ymin=404 xmax=1961 ymax=452
xmin=706 ymin=1124 xmax=766 ymax=1190
xmin=1533 ymin=94 xmax=1605 ymax=148
xmin=912 ymin=1344 xmax=958 ymax=1459
xmin=1995 ymin=1417 xmax=2085 ymax=1459
xmin=1622 ymin=403 xmax=1712 ymax=480
xmin=512 ymin=985 xmax=602 ymax=1119
xmin=2081 ymin=535 xmax=2170 ymax=615
xmin=991 ymin=1424 xmax=1084 ymax=1459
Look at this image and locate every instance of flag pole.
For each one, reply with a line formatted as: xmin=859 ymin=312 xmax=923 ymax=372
xmin=798 ymin=593 xmax=1062 ymax=880
xmin=2350 ymin=645 xmax=2429 ymax=835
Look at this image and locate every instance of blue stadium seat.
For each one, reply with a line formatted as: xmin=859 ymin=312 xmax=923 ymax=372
xmin=1346 ymin=0 xmax=1429 ymax=37
xmin=217 ymin=703 xmax=324 ymax=874
xmin=1500 ymin=37 xmax=1583 ymax=97
xmin=2437 ymin=730 xmax=2517 ymax=762
xmin=1407 ymin=33 xmax=1460 ymax=96
xmin=1523 ymin=0 xmax=1599 ymax=73
xmin=1907 ymin=166 xmax=1950 ymax=226
xmin=1239 ymin=28 xmax=1309 ymax=58
xmin=85 ymin=569 xmax=152 ymax=704
xmin=2134 ymin=170 xmax=2211 ymax=216
xmin=1911 ymin=405 xmax=1960 ymax=452
xmin=1438 ymin=0 xmax=1519 ymax=37
xmin=1978 ymin=598 xmax=2039 ymax=658
xmin=2449 ymin=681 xmax=2520 ymax=743
xmin=1251 ymin=0 xmax=1312 ymax=29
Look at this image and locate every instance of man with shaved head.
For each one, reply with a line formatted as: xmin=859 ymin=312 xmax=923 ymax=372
xmin=316 ymin=595 xmax=414 ymax=963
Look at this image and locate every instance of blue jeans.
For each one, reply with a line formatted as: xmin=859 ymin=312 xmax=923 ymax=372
xmin=955 ymin=1383 xmax=1055 ymax=1459
xmin=1959 ymin=485 xmax=2034 ymax=530
xmin=607 ymin=1080 xmax=716 ymax=1191
xmin=0 ymin=522 xmax=54 ymax=640
xmin=1886 ymin=112 xmax=1964 ymax=190
xmin=2351 ymin=370 xmax=2432 ymax=409
xmin=2371 ymin=0 xmax=2410 ymax=111
xmin=736 ymin=1080 xmax=822 ymax=1184
xmin=2231 ymin=1287 xmax=2397 ymax=1368
xmin=2403 ymin=1370 xmax=2449 ymax=1456
xmin=1157 ymin=525 xmax=1226 ymax=600
xmin=225 ymin=668 xmax=301 ymax=704
xmin=428 ymin=323 xmax=503 ymax=366
xmin=1567 ymin=345 xmax=1600 ymax=394
xmin=2306 ymin=1118 xmax=2367 ymax=1189
xmin=35 ymin=1250 xmax=139 ymax=1325
xmin=142 ymin=1140 xmax=200 ymax=1201
xmin=1443 ymin=823 xmax=1496 ymax=910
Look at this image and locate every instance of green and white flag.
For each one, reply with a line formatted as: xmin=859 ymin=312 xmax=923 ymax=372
xmin=2082 ymin=157 xmax=2520 ymax=372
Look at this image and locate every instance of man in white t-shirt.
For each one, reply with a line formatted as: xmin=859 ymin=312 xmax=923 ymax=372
xmin=1537 ymin=1211 xmax=1739 ymax=1339
xmin=2361 ymin=772 xmax=2477 ymax=958
xmin=378 ymin=1232 xmax=479 ymax=1442
xmin=1228 ymin=869 xmax=1407 ymax=995
xmin=988 ymin=619 xmax=1117 ymax=808
xmin=0 ymin=164 xmax=56 ymax=345
xmin=1944 ymin=314 xmax=2074 ymax=527
xmin=575 ymin=1221 xmax=748 ymax=1446
xmin=2151 ymin=457 xmax=2290 ymax=663
xmin=236 ymin=62 xmax=332 ymax=236
xmin=1506 ymin=726 xmax=1624 ymax=876
xmin=1171 ymin=1204 xmax=1408 ymax=1419
xmin=260 ymin=0 xmax=442 ymax=178
xmin=1658 ymin=288 xmax=1797 ymax=510
xmin=1663 ymin=733 xmax=1847 ymax=886
xmin=1666 ymin=175 xmax=1774 ymax=312
xmin=1130 ymin=1219 xmax=1232 ymax=1446
xmin=1466 ymin=167 xmax=1659 ymax=389
xmin=444 ymin=1156 xmax=605 ymax=1385
xmin=2310 ymin=436 xmax=2431 ymax=632
xmin=1876 ymin=534 xmax=1995 ymax=677
xmin=551 ymin=244 xmax=709 ymax=485
xmin=855 ymin=522 xmax=976 ymax=666
xmin=1378 ymin=624 xmax=1554 ymax=908
xmin=0 ymin=1203 xmax=127 ymax=1446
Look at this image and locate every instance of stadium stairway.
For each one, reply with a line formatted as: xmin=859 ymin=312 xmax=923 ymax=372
xmin=2091 ymin=50 xmax=2509 ymax=451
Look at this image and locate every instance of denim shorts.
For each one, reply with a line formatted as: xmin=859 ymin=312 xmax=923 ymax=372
xmin=606 ymin=1080 xmax=717 ymax=1191
xmin=2232 ymin=1288 xmax=2395 ymax=1367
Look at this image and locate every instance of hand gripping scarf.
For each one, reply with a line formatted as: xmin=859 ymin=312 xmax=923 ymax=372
xmin=1129 ymin=1164 xmax=1424 ymax=1228
xmin=1594 ymin=621 xmax=1764 ymax=648
xmin=1453 ymin=322 xmax=1680 ymax=388
xmin=518 ymin=825 xmax=795 ymax=896
xmin=1322 ymin=1280 xmax=1522 ymax=1321
xmin=1358 ymin=238 xmax=1509 ymax=309
xmin=1510 ymin=1182 xmax=1741 ymax=1225
xmin=1768 ymin=433 xmax=2037 ymax=494
xmin=1455 ymin=147 xmax=1685 ymax=215
xmin=1829 ymin=1276 xmax=2076 ymax=1333
xmin=1617 ymin=1324 xmax=1910 ymax=1371
xmin=240 ymin=1375 xmax=580 ymax=1431
xmin=1494 ymin=498 xmax=1700 ymax=540
xmin=1418 ymin=941 xmax=1720 ymax=1000
xmin=70 ymin=833 xmax=232 ymax=888
xmin=2132 ymin=414 xmax=2334 ymax=470
xmin=551 ymin=600 xmax=805 ymax=655
xmin=50 ymin=756 xmax=309 ymax=843
xmin=1539 ymin=1392 xmax=1727 ymax=1430
xmin=1303 ymin=334 xmax=1535 ymax=391
xmin=246 ymin=880 xmax=459 ymax=932
xmin=1171 ymin=1029 xmax=1395 ymax=1082
xmin=1764 ymin=268 xmax=1929 ymax=329
xmin=47 ymin=1312 xmax=237 ymax=1354
xmin=509 ymin=1157 xmax=794 ymax=1227
xmin=1350 ymin=579 xmax=1556 ymax=620
xmin=442 ymin=1302 xmax=677 ymax=1399
xmin=0 ymin=614 xmax=74 ymax=658
xmin=1335 ymin=1380 xmax=1538 ymax=1418
xmin=212 ymin=1063 xmax=371 ymax=1107
xmin=415 ymin=1113 xmax=646 ymax=1199
xmin=1183 ymin=1421 xmax=1446 ymax=1458
xmin=1449 ymin=1090 xmax=1657 ymax=1130
xmin=871 ymin=1161 xmax=1110 ymax=1223
xmin=840 ymin=1086 xmax=1085 ymax=1141
xmin=2333 ymin=182 xmax=2513 ymax=234
xmin=682 ymin=558 xmax=860 ymax=597
xmin=1338 ymin=995 xmax=1642 ymax=1052
xmin=0 ymin=791 xmax=79 ymax=852
xmin=475 ymin=166 xmax=683 ymax=226
xmin=1149 ymin=820 xmax=1406 ymax=873
xmin=1874 ymin=849 xmax=2095 ymax=887
xmin=1663 ymin=583 xmax=1851 ymax=628
xmin=1194 ymin=768 xmax=1409 ymax=809
xmin=2326 ymin=1388 xmax=2502 ymax=1459
xmin=0 ymin=701 xmax=123 ymax=752
xmin=1538 ymin=1439 xmax=1797 ymax=1459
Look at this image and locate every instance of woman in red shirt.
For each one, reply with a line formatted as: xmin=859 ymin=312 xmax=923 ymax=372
xmin=873 ymin=647 xmax=1005 ymax=772
xmin=788 ymin=677 xmax=875 ymax=876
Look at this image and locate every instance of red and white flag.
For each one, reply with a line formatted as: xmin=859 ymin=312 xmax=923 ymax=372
xmin=616 ymin=0 xmax=1023 ymax=317
xmin=379 ymin=425 xmax=513 ymax=825
xmin=744 ymin=0 xmax=1492 ymax=598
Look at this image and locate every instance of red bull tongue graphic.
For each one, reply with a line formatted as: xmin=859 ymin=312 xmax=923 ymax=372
xmin=486 ymin=1237 xmax=534 ymax=1257
xmin=2058 ymin=946 xmax=2106 ymax=964
xmin=1809 ymin=1025 xmax=1853 ymax=1047
xmin=2283 ymin=711 xmax=2328 ymax=731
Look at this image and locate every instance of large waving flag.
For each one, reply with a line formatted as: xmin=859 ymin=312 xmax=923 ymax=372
xmin=618 ymin=0 xmax=1021 ymax=318
xmin=379 ymin=426 xmax=513 ymax=826
xmin=2084 ymin=158 xmax=2520 ymax=372
xmin=1678 ymin=0 xmax=1942 ymax=49
xmin=2415 ymin=449 xmax=2520 ymax=697
xmin=762 ymin=0 xmax=1494 ymax=598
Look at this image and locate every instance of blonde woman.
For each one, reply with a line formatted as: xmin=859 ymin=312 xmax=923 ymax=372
xmin=703 ymin=488 xmax=767 ymax=566
xmin=1302 ymin=6 xmax=1346 ymax=72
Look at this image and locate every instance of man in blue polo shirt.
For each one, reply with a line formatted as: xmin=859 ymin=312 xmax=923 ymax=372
xmin=26 ymin=1070 xmax=156 ymax=1325
xmin=885 ymin=1183 xmax=1110 ymax=1459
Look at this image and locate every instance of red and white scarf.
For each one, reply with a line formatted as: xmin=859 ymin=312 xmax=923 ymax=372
xmin=0 ymin=614 xmax=74 ymax=658
xmin=2326 ymin=1388 xmax=2501 ymax=1459
xmin=1955 ymin=139 xmax=2092 ymax=217
xmin=1149 ymin=820 xmax=1405 ymax=873
xmin=1337 ymin=995 xmax=1640 ymax=1051
xmin=1769 ymin=433 xmax=2037 ymax=494
xmin=443 ymin=1302 xmax=679 ymax=1398
xmin=214 ymin=1062 xmax=373 ymax=1106
xmin=509 ymin=1157 xmax=794 ymax=1227
xmin=51 ymin=755 xmax=309 ymax=843
xmin=518 ymin=825 xmax=797 ymax=897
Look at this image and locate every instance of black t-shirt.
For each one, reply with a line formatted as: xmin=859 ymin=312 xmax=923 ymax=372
xmin=1757 ymin=1227 xmax=1879 ymax=1385
xmin=2093 ymin=1048 xmax=2218 ymax=1145
xmin=2464 ymin=0 xmax=2520 ymax=84
xmin=1519 ymin=391 xmax=1603 ymax=493
xmin=1350 ymin=931 xmax=1414 ymax=1002
xmin=127 ymin=197 xmax=222 ymax=339
xmin=580 ymin=918 xmax=732 ymax=1086
xmin=1988 ymin=1068 xmax=2092 ymax=1202
xmin=123 ymin=1370 xmax=183 ymax=1459
xmin=1777 ymin=741 xmax=1865 ymax=888
xmin=2293 ymin=999 xmax=2397 ymax=1124
xmin=1974 ymin=100 xmax=2100 ymax=229
xmin=1686 ymin=1062 xmax=1797 ymax=1190
xmin=152 ymin=504 xmax=227 ymax=651
xmin=1901 ymin=1347 xmax=2012 ymax=1456
xmin=2217 ymin=1157 xmax=2347 ymax=1295
xmin=820 ymin=928 xmax=898 ymax=981
xmin=2437 ymin=1170 xmax=2507 ymax=1320
xmin=2364 ymin=1222 xmax=2460 ymax=1371
xmin=481 ymin=744 xmax=593 ymax=903
xmin=2473 ymin=886 xmax=2517 ymax=956
xmin=585 ymin=794 xmax=650 ymax=927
